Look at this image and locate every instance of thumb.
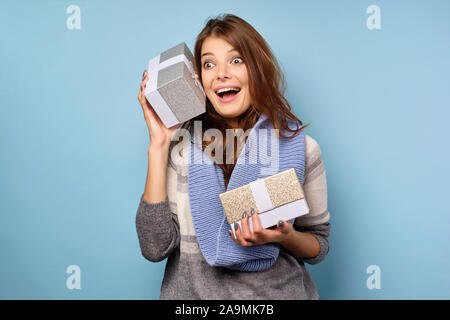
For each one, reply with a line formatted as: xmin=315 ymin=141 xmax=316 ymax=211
xmin=276 ymin=220 xmax=290 ymax=233
xmin=169 ymin=123 xmax=182 ymax=140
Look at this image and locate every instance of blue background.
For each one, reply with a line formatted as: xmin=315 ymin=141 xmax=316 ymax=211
xmin=1 ymin=0 xmax=449 ymax=299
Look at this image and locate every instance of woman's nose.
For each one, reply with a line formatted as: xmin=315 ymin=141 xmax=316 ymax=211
xmin=217 ymin=64 xmax=231 ymax=79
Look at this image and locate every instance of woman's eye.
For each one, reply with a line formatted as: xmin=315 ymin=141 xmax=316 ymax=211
xmin=232 ymin=57 xmax=243 ymax=64
xmin=203 ymin=61 xmax=213 ymax=69
xmin=203 ymin=57 xmax=242 ymax=69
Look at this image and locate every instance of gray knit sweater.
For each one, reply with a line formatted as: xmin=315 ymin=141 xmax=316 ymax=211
xmin=135 ymin=134 xmax=331 ymax=300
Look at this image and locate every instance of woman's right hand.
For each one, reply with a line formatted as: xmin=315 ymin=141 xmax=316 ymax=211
xmin=137 ymin=70 xmax=181 ymax=149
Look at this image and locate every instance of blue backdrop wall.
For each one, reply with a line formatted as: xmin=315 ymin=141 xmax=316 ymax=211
xmin=1 ymin=0 xmax=449 ymax=299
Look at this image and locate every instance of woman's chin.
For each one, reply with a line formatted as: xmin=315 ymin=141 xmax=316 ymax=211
xmin=213 ymin=105 xmax=250 ymax=120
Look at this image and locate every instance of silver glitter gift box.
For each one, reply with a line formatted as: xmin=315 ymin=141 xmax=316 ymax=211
xmin=144 ymin=42 xmax=206 ymax=128
xmin=219 ymin=168 xmax=310 ymax=237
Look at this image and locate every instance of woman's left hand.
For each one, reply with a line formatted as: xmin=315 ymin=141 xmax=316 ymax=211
xmin=228 ymin=208 xmax=293 ymax=246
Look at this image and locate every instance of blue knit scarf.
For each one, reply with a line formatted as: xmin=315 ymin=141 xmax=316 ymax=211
xmin=187 ymin=112 xmax=306 ymax=272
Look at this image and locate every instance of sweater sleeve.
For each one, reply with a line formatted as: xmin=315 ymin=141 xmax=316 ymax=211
xmin=135 ymin=160 xmax=180 ymax=262
xmin=293 ymin=135 xmax=331 ymax=265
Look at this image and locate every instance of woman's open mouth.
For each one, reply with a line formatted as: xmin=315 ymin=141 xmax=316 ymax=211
xmin=215 ymin=87 xmax=241 ymax=103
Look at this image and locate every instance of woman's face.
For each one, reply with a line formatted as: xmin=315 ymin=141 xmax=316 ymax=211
xmin=200 ymin=36 xmax=252 ymax=126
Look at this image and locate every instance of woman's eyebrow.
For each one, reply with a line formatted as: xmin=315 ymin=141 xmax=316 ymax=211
xmin=201 ymin=48 xmax=238 ymax=58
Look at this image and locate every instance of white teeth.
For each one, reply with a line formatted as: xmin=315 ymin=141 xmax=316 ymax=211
xmin=216 ymin=87 xmax=240 ymax=94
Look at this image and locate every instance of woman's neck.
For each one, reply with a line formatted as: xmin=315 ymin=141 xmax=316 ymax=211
xmin=226 ymin=117 xmax=244 ymax=130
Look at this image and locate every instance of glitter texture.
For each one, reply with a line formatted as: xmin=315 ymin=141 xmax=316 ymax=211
xmin=264 ymin=168 xmax=304 ymax=208
xmin=219 ymin=185 xmax=257 ymax=224
xmin=219 ymin=168 xmax=305 ymax=224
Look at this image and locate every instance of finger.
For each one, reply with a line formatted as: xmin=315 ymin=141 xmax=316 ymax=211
xmin=137 ymin=86 xmax=157 ymax=119
xmin=249 ymin=207 xmax=263 ymax=234
xmin=229 ymin=229 xmax=237 ymax=241
xmin=233 ymin=222 xmax=246 ymax=244
xmin=276 ymin=220 xmax=291 ymax=233
xmin=139 ymin=71 xmax=149 ymax=97
xmin=142 ymin=73 xmax=149 ymax=88
xmin=139 ymin=77 xmax=152 ymax=111
xmin=228 ymin=223 xmax=236 ymax=239
xmin=233 ymin=223 xmax=253 ymax=246
xmin=169 ymin=123 xmax=182 ymax=131
xmin=138 ymin=76 xmax=146 ymax=96
xmin=138 ymin=89 xmax=147 ymax=111
xmin=240 ymin=211 xmax=251 ymax=239
xmin=233 ymin=222 xmax=242 ymax=240
xmin=138 ymin=70 xmax=146 ymax=94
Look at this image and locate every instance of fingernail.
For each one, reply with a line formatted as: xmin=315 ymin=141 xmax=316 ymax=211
xmin=242 ymin=211 xmax=247 ymax=219
xmin=278 ymin=221 xmax=284 ymax=228
xmin=250 ymin=208 xmax=255 ymax=216
xmin=234 ymin=223 xmax=239 ymax=231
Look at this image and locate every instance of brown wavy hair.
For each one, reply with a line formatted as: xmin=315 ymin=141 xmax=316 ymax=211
xmin=179 ymin=13 xmax=309 ymax=188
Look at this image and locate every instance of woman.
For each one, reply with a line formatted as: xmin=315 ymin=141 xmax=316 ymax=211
xmin=136 ymin=14 xmax=331 ymax=299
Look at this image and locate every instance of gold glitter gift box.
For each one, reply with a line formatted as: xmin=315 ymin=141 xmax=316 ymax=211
xmin=219 ymin=168 xmax=310 ymax=237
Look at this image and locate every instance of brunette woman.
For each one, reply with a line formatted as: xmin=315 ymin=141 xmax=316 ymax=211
xmin=136 ymin=14 xmax=331 ymax=300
